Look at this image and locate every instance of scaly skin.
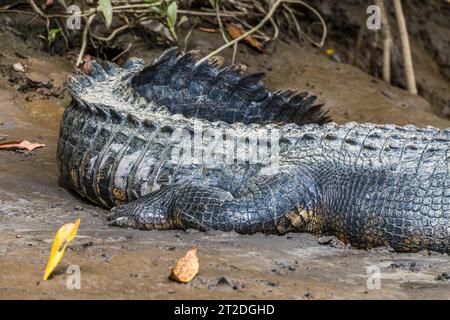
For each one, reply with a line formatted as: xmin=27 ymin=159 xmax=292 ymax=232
xmin=58 ymin=48 xmax=450 ymax=253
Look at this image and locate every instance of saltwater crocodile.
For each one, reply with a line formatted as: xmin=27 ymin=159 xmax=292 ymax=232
xmin=58 ymin=48 xmax=450 ymax=253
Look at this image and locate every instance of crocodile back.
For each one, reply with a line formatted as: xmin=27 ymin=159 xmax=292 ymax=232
xmin=131 ymin=48 xmax=329 ymax=125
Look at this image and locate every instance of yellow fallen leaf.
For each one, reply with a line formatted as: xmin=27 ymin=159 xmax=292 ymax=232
xmin=169 ymin=247 xmax=199 ymax=283
xmin=325 ymin=48 xmax=335 ymax=55
xmin=43 ymin=219 xmax=80 ymax=280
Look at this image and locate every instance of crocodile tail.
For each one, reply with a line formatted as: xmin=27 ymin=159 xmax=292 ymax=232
xmin=269 ymin=90 xmax=330 ymax=125
xmin=131 ymin=48 xmax=330 ymax=125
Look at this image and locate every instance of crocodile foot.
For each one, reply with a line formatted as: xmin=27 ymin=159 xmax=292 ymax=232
xmin=107 ymin=186 xmax=177 ymax=230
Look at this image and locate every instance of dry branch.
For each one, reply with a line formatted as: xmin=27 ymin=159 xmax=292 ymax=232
xmin=393 ymin=0 xmax=417 ymax=94
xmin=1 ymin=0 xmax=327 ymax=67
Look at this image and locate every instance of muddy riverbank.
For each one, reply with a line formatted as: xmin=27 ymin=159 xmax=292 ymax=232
xmin=1 ymin=28 xmax=450 ymax=299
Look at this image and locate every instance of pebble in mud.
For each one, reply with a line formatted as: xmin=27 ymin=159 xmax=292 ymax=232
xmin=175 ymin=232 xmax=184 ymax=240
xmin=106 ymin=235 xmax=132 ymax=242
xmin=256 ymin=280 xmax=279 ymax=288
xmin=82 ymin=241 xmax=94 ymax=248
xmin=389 ymin=260 xmax=432 ymax=272
xmin=435 ymin=272 xmax=450 ymax=281
xmin=17 ymin=151 xmax=32 ymax=157
xmin=50 ymin=202 xmax=64 ymax=208
xmin=158 ymin=245 xmax=176 ymax=251
xmin=196 ymin=276 xmax=243 ymax=291
xmin=271 ymin=260 xmax=298 ymax=275
xmin=303 ymin=291 xmax=313 ymax=299
xmin=317 ymin=236 xmax=351 ymax=250
xmin=212 ymin=276 xmax=243 ymax=291
xmin=89 ymin=211 xmax=99 ymax=217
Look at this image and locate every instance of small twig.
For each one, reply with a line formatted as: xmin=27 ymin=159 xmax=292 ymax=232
xmin=280 ymin=9 xmax=293 ymax=38
xmin=28 ymin=0 xmax=47 ymax=19
xmin=24 ymin=14 xmax=39 ymax=27
xmin=7 ymin=5 xmax=96 ymax=18
xmin=112 ymin=3 xmax=162 ymax=10
xmin=268 ymin=17 xmax=279 ymax=41
xmin=252 ymin=1 xmax=274 ymax=39
xmin=91 ymin=23 xmax=130 ymax=42
xmin=0 ymin=10 xmax=37 ymax=16
xmin=76 ymin=14 xmax=95 ymax=67
xmin=178 ymin=9 xmax=246 ymax=17
xmin=234 ymin=17 xmax=268 ymax=39
xmin=56 ymin=18 xmax=69 ymax=49
xmin=215 ymin=1 xmax=230 ymax=44
xmin=29 ymin=0 xmax=50 ymax=32
xmin=231 ymin=42 xmax=238 ymax=64
xmin=282 ymin=3 xmax=302 ymax=42
xmin=89 ymin=33 xmax=98 ymax=49
xmin=112 ymin=42 xmax=132 ymax=61
xmin=393 ymin=0 xmax=417 ymax=94
xmin=375 ymin=0 xmax=392 ymax=83
xmin=1 ymin=2 xmax=25 ymax=10
xmin=183 ymin=23 xmax=196 ymax=52
xmin=283 ymin=0 xmax=327 ymax=47
xmin=198 ymin=0 xmax=284 ymax=64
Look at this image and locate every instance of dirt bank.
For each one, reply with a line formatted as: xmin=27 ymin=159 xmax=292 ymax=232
xmin=305 ymin=0 xmax=450 ymax=117
xmin=1 ymin=29 xmax=450 ymax=299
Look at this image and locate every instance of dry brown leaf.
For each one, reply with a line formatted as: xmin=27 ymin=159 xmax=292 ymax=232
xmin=227 ymin=24 xmax=263 ymax=52
xmin=169 ymin=247 xmax=199 ymax=283
xmin=0 ymin=140 xmax=45 ymax=151
xmin=199 ymin=27 xmax=219 ymax=33
xmin=80 ymin=55 xmax=93 ymax=75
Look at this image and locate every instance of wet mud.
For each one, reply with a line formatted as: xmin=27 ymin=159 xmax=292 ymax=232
xmin=1 ymin=30 xmax=450 ymax=299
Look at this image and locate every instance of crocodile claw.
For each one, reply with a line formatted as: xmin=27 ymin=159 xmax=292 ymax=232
xmin=108 ymin=216 xmax=139 ymax=229
xmin=107 ymin=192 xmax=175 ymax=230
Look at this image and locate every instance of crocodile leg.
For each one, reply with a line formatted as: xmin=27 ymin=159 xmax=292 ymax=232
xmin=108 ymin=171 xmax=320 ymax=234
